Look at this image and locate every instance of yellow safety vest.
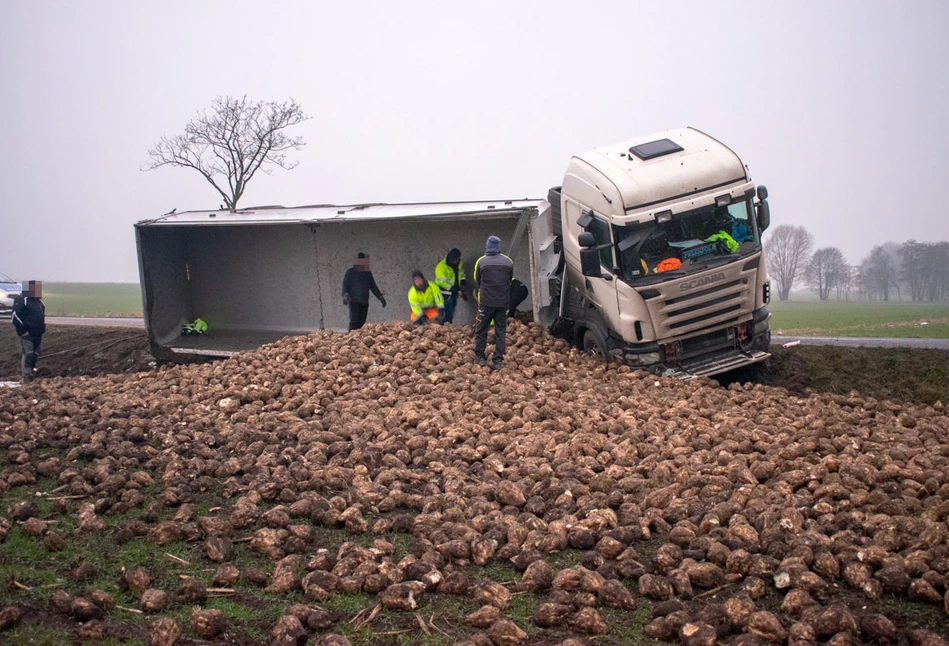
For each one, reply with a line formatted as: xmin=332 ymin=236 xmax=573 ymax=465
xmin=407 ymin=282 xmax=444 ymax=318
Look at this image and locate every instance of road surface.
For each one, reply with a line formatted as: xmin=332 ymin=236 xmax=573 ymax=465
xmin=47 ymin=317 xmax=144 ymax=328
xmin=773 ymin=334 xmax=949 ymax=350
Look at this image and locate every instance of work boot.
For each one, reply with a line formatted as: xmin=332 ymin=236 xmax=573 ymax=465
xmin=490 ymin=360 xmax=502 ymax=372
xmin=475 ymin=356 xmax=487 ymax=367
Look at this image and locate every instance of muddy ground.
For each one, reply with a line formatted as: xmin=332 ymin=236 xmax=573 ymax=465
xmin=1 ymin=323 xmax=948 ymax=646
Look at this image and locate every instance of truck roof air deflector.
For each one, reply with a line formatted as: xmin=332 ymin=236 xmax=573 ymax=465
xmin=629 ymin=138 xmax=683 ymax=161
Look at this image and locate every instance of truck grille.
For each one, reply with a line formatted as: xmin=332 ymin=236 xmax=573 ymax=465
xmin=640 ymin=260 xmax=758 ymax=342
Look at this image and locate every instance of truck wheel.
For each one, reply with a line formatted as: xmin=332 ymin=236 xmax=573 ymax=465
xmin=582 ymin=328 xmax=609 ymax=361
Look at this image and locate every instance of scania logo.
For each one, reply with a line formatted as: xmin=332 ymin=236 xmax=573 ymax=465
xmin=680 ymin=272 xmax=726 ymax=291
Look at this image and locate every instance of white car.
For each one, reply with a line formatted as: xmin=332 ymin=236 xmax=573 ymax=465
xmin=0 ymin=271 xmax=20 ymax=320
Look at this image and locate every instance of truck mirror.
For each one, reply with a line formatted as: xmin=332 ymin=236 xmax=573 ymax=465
xmin=756 ymin=200 xmax=770 ymax=232
xmin=757 ymin=185 xmax=769 ymax=201
xmin=578 ymin=231 xmax=597 ymax=248
xmin=580 ymin=247 xmax=603 ymax=278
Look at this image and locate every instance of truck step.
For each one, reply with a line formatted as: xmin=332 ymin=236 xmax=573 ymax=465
xmin=663 ymin=350 xmax=770 ymax=380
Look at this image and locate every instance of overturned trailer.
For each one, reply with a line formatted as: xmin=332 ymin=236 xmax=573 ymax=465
xmin=134 ymin=200 xmax=555 ymax=362
xmin=137 ymin=129 xmax=772 ymax=377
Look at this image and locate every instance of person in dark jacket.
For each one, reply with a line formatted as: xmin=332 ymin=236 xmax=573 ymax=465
xmin=507 ymin=278 xmax=529 ymax=317
xmin=341 ymin=253 xmax=386 ymax=331
xmin=12 ymin=280 xmax=46 ymax=383
xmin=473 ymin=236 xmax=513 ymax=370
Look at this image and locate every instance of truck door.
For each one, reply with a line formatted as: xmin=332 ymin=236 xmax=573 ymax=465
xmin=579 ymin=212 xmax=621 ymax=330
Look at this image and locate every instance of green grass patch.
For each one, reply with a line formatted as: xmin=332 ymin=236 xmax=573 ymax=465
xmin=471 ymin=561 xmax=520 ymax=584
xmin=506 ymin=591 xmax=541 ymax=633
xmin=769 ymin=300 xmax=949 ymax=338
xmin=41 ymin=282 xmax=142 ymax=318
xmin=0 ymin=621 xmax=77 ymax=645
xmin=0 ymin=528 xmax=59 ymax=583
xmin=323 ymin=590 xmax=376 ymax=614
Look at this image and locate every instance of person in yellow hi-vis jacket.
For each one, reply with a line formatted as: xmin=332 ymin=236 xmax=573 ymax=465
xmin=434 ymin=248 xmax=467 ymax=323
xmin=408 ymin=270 xmax=445 ymax=325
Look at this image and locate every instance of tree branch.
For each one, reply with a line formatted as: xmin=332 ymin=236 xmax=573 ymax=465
xmin=144 ymin=95 xmax=308 ymax=209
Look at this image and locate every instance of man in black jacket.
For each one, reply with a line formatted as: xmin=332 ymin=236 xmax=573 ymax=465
xmin=473 ymin=236 xmax=513 ymax=370
xmin=341 ymin=253 xmax=386 ymax=331
xmin=12 ymin=280 xmax=46 ymax=383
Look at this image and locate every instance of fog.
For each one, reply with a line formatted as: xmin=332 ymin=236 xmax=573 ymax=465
xmin=1 ymin=1 xmax=946 ymax=282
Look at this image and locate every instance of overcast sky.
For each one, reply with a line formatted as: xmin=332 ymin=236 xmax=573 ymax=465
xmin=1 ymin=1 xmax=947 ymax=282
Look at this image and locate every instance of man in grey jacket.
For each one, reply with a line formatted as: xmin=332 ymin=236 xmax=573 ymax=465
xmin=473 ymin=236 xmax=513 ymax=370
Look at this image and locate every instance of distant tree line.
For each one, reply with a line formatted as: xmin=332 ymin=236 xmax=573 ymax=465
xmin=764 ymin=225 xmax=949 ymax=302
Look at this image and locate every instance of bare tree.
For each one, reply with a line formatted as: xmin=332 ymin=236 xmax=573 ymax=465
xmin=900 ymin=240 xmax=949 ymax=301
xmin=859 ymin=245 xmax=900 ymax=301
xmin=805 ymin=246 xmax=848 ymax=301
xmin=764 ymin=224 xmax=814 ymax=301
xmin=835 ymin=263 xmax=855 ymax=301
xmin=900 ymin=240 xmax=927 ymax=301
xmin=146 ymin=95 xmax=308 ymax=210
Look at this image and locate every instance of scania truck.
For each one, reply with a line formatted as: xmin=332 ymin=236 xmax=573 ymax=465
xmin=135 ymin=126 xmax=772 ymax=378
xmin=547 ymin=127 xmax=772 ymax=377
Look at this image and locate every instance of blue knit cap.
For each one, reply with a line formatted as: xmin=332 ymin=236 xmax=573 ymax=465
xmin=485 ymin=236 xmax=501 ymax=255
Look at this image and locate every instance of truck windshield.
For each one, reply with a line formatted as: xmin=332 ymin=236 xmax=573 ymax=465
xmin=613 ymin=198 xmax=760 ymax=284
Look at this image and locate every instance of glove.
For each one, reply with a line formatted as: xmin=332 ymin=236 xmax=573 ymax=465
xmin=342 ymin=294 xmax=350 ymax=306
xmin=450 ymin=286 xmax=459 ymax=299
xmin=379 ymin=296 xmax=387 ymax=308
xmin=437 ymin=308 xmax=445 ymax=323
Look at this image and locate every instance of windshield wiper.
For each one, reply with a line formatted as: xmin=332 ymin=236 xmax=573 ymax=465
xmin=692 ymin=256 xmax=737 ymax=271
xmin=628 ymin=271 xmax=687 ymax=285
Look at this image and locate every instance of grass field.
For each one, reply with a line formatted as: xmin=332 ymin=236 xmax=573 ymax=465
xmin=769 ymin=299 xmax=949 ymax=338
xmin=41 ymin=283 xmax=142 ymax=317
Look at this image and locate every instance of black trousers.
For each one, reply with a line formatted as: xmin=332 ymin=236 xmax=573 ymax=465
xmin=474 ymin=305 xmax=508 ymax=363
xmin=20 ymin=335 xmax=42 ymax=378
xmin=348 ymin=302 xmax=369 ymax=331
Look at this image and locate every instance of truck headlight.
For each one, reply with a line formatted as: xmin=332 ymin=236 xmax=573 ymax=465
xmin=763 ymin=282 xmax=770 ymax=304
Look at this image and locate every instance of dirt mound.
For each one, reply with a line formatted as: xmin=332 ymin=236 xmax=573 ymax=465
xmin=1 ymin=321 xmax=948 ymax=644
xmin=0 ymin=325 xmax=155 ymax=381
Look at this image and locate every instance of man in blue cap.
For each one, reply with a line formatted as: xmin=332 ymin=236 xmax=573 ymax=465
xmin=473 ymin=235 xmax=513 ymax=370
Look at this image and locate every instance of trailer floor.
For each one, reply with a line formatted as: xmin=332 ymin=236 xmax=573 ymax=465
xmin=167 ymin=329 xmax=315 ymax=356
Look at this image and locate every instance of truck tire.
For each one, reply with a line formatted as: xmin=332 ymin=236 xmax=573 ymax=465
xmin=548 ymin=186 xmax=563 ymax=238
xmin=581 ymin=327 xmax=609 ymax=362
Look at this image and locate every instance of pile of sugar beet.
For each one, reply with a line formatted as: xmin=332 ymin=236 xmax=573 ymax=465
xmin=2 ymin=320 xmax=949 ymax=646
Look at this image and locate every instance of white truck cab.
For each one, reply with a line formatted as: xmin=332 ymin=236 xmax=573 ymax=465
xmin=553 ymin=127 xmax=772 ymax=377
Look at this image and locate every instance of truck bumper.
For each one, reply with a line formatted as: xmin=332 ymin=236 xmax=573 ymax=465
xmin=612 ymin=307 xmax=772 ymax=379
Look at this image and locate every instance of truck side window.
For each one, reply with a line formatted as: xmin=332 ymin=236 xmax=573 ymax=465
xmin=588 ymin=218 xmax=614 ymax=268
